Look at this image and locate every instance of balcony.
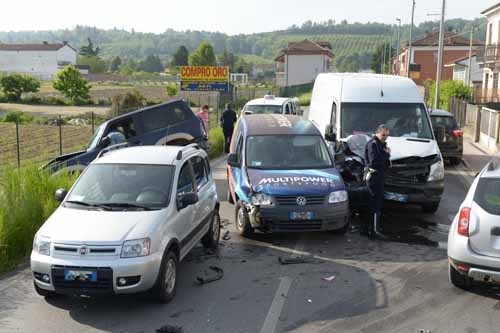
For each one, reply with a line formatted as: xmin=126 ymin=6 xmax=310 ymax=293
xmin=477 ymin=44 xmax=500 ymax=64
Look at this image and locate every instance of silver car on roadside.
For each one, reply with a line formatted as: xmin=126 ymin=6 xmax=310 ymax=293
xmin=448 ymin=155 xmax=500 ymax=289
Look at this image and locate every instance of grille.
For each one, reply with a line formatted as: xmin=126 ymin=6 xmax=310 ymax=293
xmin=272 ymin=221 xmax=323 ymax=231
xmin=275 ymin=195 xmax=325 ymax=206
xmin=386 ymin=155 xmax=438 ymax=184
xmin=53 ymin=244 xmax=117 ymax=255
xmin=52 ymin=266 xmax=113 ymax=292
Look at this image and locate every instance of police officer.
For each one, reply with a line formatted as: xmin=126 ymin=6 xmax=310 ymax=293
xmin=363 ymin=124 xmax=391 ymax=238
xmin=220 ymin=103 xmax=237 ymax=153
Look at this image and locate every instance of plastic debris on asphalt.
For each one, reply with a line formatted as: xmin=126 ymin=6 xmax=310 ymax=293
xmin=156 ymin=325 xmax=183 ymax=333
xmin=322 ymin=275 xmax=336 ymax=282
xmin=278 ymin=256 xmax=312 ymax=265
xmin=222 ymin=230 xmax=231 ymax=240
xmin=195 ymin=266 xmax=224 ymax=285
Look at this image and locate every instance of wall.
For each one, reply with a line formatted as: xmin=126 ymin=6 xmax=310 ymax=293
xmin=412 ymin=47 xmax=472 ymax=85
xmin=286 ymin=54 xmax=328 ymax=86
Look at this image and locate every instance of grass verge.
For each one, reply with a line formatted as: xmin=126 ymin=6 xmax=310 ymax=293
xmin=209 ymin=127 xmax=225 ymax=159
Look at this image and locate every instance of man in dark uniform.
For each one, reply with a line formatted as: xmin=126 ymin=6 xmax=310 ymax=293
xmin=363 ymin=124 xmax=391 ymax=238
xmin=220 ymin=104 xmax=237 ymax=153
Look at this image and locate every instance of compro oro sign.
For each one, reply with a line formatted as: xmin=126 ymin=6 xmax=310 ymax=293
xmin=180 ymin=66 xmax=230 ymax=92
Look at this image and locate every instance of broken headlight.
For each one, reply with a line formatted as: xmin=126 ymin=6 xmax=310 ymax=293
xmin=328 ymin=190 xmax=348 ymax=203
xmin=251 ymin=193 xmax=273 ymax=206
xmin=427 ymin=160 xmax=444 ymax=182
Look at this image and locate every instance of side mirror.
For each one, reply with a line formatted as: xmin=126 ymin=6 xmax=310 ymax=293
xmin=325 ymin=124 xmax=336 ymax=142
xmin=55 ymin=188 xmax=68 ymax=202
xmin=177 ymin=192 xmax=199 ymax=210
xmin=99 ymin=135 xmax=111 ymax=148
xmin=433 ymin=125 xmax=445 ymax=142
xmin=227 ymin=153 xmax=240 ymax=168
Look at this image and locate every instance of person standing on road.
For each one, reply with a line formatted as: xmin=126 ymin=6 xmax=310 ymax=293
xmin=363 ymin=124 xmax=391 ymax=238
xmin=197 ymin=104 xmax=210 ymax=136
xmin=220 ymin=104 xmax=237 ymax=153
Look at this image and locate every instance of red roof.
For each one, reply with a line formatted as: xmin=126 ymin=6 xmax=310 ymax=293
xmin=274 ymin=39 xmax=334 ymax=61
xmin=0 ymin=43 xmax=74 ymax=51
xmin=409 ymin=31 xmax=483 ymax=47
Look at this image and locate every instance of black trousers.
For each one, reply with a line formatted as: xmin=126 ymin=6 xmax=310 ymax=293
xmin=366 ymin=174 xmax=385 ymax=232
xmin=223 ymin=130 xmax=232 ymax=153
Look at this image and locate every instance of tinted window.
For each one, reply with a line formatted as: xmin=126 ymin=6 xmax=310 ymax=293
xmin=107 ymin=117 xmax=137 ymax=139
xmin=141 ymin=104 xmax=189 ymax=132
xmin=431 ymin=116 xmax=458 ymax=131
xmin=245 ymin=105 xmax=282 ymax=114
xmin=474 ymin=178 xmax=500 ymax=215
xmin=191 ymin=156 xmax=209 ymax=189
xmin=177 ymin=162 xmax=194 ymax=194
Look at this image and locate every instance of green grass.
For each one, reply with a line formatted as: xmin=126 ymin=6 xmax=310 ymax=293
xmin=0 ymin=164 xmax=78 ymax=273
xmin=208 ymin=127 xmax=225 ymax=159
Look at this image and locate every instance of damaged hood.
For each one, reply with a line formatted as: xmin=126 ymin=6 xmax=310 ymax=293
xmin=386 ymin=136 xmax=440 ymax=161
xmin=247 ymin=168 xmax=345 ymax=196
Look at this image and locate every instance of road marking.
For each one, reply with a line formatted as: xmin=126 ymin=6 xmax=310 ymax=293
xmin=260 ymin=277 xmax=293 ymax=333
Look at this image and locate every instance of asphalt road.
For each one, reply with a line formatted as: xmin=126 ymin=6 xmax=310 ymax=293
xmin=1 ymin=156 xmax=499 ymax=333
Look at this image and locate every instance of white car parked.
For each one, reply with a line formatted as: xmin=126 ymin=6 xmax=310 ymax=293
xmin=242 ymin=95 xmax=301 ymax=116
xmin=448 ymin=156 xmax=500 ymax=289
xmin=31 ymin=144 xmax=220 ymax=303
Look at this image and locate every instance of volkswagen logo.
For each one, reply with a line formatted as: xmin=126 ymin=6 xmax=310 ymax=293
xmin=296 ymin=196 xmax=307 ymax=206
xmin=79 ymin=246 xmax=89 ymax=256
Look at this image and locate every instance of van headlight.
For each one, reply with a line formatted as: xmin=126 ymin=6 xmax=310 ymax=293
xmin=33 ymin=236 xmax=51 ymax=256
xmin=251 ymin=193 xmax=273 ymax=206
xmin=121 ymin=238 xmax=151 ymax=258
xmin=328 ymin=190 xmax=348 ymax=203
xmin=428 ymin=160 xmax=445 ymax=182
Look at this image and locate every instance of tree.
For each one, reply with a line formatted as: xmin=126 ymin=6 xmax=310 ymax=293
xmin=79 ymin=38 xmax=99 ymax=57
xmin=0 ymin=73 xmax=40 ymax=101
xmin=77 ymin=55 xmax=106 ymax=73
xmin=139 ymin=55 xmax=164 ymax=73
xmin=110 ymin=90 xmax=145 ymax=117
xmin=110 ymin=56 xmax=122 ymax=72
xmin=371 ymin=42 xmax=395 ymax=74
xmin=53 ymin=65 xmax=91 ymax=104
xmin=218 ymin=48 xmax=237 ymax=71
xmin=166 ymin=83 xmax=179 ymax=97
xmin=171 ymin=46 xmax=189 ymax=67
xmin=189 ymin=42 xmax=216 ymax=66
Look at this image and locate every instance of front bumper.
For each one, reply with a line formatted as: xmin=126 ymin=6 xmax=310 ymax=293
xmin=247 ymin=201 xmax=350 ymax=232
xmin=31 ymin=250 xmax=162 ymax=295
xmin=385 ymin=179 xmax=444 ymax=206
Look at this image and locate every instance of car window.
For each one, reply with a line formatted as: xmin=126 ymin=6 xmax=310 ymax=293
xmin=284 ymin=103 xmax=291 ymax=115
xmin=474 ymin=178 xmax=500 ymax=215
xmin=236 ymin=135 xmax=244 ymax=165
xmin=331 ymin=102 xmax=337 ymax=126
xmin=141 ymin=104 xmax=189 ymax=132
xmin=191 ymin=156 xmax=209 ymax=190
xmin=177 ymin=162 xmax=195 ymax=194
xmin=431 ymin=116 xmax=458 ymax=131
xmin=107 ymin=117 xmax=137 ymax=139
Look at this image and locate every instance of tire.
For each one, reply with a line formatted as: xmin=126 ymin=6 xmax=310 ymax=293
xmin=154 ymin=251 xmax=178 ymax=303
xmin=449 ymin=264 xmax=472 ymax=290
xmin=235 ymin=202 xmax=253 ymax=237
xmin=450 ymin=157 xmax=461 ymax=166
xmin=34 ymin=282 xmax=57 ymax=298
xmin=202 ymin=210 xmax=221 ymax=249
xmin=422 ymin=203 xmax=439 ymax=214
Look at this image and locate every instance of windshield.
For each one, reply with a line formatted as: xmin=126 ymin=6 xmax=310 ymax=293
xmin=87 ymin=124 xmax=106 ymax=150
xmin=341 ymin=103 xmax=433 ymax=139
xmin=246 ymin=135 xmax=332 ymax=170
xmin=245 ymin=104 xmax=283 ymax=114
xmin=431 ymin=116 xmax=458 ymax=131
xmin=66 ymin=164 xmax=174 ymax=210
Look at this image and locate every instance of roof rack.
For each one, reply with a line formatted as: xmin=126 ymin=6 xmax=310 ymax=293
xmin=97 ymin=142 xmax=129 ymax=159
xmin=176 ymin=143 xmax=200 ymax=160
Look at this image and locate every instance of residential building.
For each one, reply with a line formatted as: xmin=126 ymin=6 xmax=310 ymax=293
xmin=477 ymin=2 xmax=500 ymax=102
xmin=251 ymin=64 xmax=275 ymax=78
xmin=0 ymin=42 xmax=77 ymax=80
xmin=444 ymin=53 xmax=482 ymax=89
xmin=397 ymin=31 xmax=482 ymax=85
xmin=274 ymin=39 xmax=334 ymax=87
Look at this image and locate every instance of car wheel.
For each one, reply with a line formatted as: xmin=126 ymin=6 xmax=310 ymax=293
xmin=235 ymin=202 xmax=253 ymax=237
xmin=34 ymin=282 xmax=57 ymax=299
xmin=154 ymin=251 xmax=178 ymax=303
xmin=202 ymin=210 xmax=221 ymax=249
xmin=449 ymin=264 xmax=472 ymax=290
xmin=422 ymin=203 xmax=439 ymax=214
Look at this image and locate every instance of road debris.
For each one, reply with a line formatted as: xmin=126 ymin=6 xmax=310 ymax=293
xmin=195 ymin=266 xmax=224 ymax=285
xmin=278 ymin=256 xmax=312 ymax=265
xmin=156 ymin=324 xmax=183 ymax=333
xmin=322 ymin=275 xmax=336 ymax=282
xmin=416 ymin=330 xmax=432 ymax=333
xmin=307 ymin=299 xmax=312 ymax=303
xmin=222 ymin=230 xmax=231 ymax=240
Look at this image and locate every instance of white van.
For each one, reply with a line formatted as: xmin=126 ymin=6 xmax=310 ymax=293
xmin=308 ymin=73 xmax=444 ymax=213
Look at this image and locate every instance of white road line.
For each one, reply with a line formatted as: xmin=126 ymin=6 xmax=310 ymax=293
xmin=260 ymin=276 xmax=293 ymax=333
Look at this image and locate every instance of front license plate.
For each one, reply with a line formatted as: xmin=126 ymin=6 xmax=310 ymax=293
xmin=385 ymin=192 xmax=409 ymax=203
xmin=64 ymin=269 xmax=97 ymax=282
xmin=290 ymin=211 xmax=315 ymax=220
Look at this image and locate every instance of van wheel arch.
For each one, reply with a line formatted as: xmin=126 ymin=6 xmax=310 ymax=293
xmin=166 ymin=139 xmax=190 ymax=147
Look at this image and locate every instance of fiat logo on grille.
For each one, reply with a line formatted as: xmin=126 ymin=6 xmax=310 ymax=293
xmin=296 ymin=196 xmax=307 ymax=206
xmin=79 ymin=246 xmax=89 ymax=255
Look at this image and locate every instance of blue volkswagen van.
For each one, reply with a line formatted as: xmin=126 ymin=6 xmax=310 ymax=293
xmin=226 ymin=114 xmax=349 ymax=236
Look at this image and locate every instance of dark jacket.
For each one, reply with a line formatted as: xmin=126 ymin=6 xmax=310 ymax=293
xmin=365 ymin=136 xmax=390 ymax=174
xmin=221 ymin=108 xmax=237 ymax=134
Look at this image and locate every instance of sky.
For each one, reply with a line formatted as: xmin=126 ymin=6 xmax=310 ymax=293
xmin=0 ymin=0 xmax=496 ymax=35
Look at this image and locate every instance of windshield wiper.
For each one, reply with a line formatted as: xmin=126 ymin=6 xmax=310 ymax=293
xmin=64 ymin=200 xmax=112 ymax=210
xmin=102 ymin=202 xmax=154 ymax=211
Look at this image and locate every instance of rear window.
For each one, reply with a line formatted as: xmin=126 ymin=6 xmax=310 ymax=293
xmin=474 ymin=178 xmax=500 ymax=215
xmin=431 ymin=116 xmax=458 ymax=131
xmin=141 ymin=104 xmax=189 ymax=132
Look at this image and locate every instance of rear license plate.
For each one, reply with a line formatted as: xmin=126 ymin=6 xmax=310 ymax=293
xmin=64 ymin=269 xmax=97 ymax=282
xmin=385 ymin=192 xmax=409 ymax=203
xmin=290 ymin=211 xmax=315 ymax=220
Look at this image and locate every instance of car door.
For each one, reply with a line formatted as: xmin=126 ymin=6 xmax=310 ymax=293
xmin=175 ymin=159 xmax=198 ymax=258
xmin=190 ymin=155 xmax=213 ymax=238
xmin=228 ymin=133 xmax=244 ymax=203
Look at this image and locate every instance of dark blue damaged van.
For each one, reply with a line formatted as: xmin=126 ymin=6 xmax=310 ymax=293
xmin=226 ymin=114 xmax=350 ymax=236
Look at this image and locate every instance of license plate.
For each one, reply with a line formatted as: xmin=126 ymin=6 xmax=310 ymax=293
xmin=385 ymin=192 xmax=409 ymax=203
xmin=64 ymin=269 xmax=97 ymax=282
xmin=290 ymin=211 xmax=315 ymax=220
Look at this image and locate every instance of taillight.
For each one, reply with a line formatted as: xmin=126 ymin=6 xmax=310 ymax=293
xmin=452 ymin=130 xmax=463 ymax=137
xmin=457 ymin=207 xmax=471 ymax=237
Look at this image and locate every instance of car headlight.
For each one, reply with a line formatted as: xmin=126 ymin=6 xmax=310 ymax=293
xmin=251 ymin=193 xmax=273 ymax=205
xmin=328 ymin=190 xmax=348 ymax=204
xmin=33 ymin=236 xmax=51 ymax=256
xmin=428 ymin=160 xmax=445 ymax=182
xmin=121 ymin=238 xmax=151 ymax=258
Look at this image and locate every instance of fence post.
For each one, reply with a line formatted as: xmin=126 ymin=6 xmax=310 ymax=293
xmin=15 ymin=119 xmax=20 ymax=169
xmin=58 ymin=115 xmax=63 ymax=156
xmin=474 ymin=107 xmax=482 ymax=143
xmin=91 ymin=111 xmax=95 ymax=134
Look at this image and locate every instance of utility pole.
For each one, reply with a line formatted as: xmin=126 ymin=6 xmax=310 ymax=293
xmin=389 ymin=35 xmax=393 ymax=74
xmin=407 ymin=0 xmax=416 ymax=77
xmin=396 ymin=18 xmax=402 ymax=75
xmin=434 ymin=0 xmax=446 ymax=109
xmin=381 ymin=43 xmax=386 ymax=74
xmin=467 ymin=27 xmax=474 ymax=87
